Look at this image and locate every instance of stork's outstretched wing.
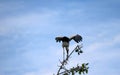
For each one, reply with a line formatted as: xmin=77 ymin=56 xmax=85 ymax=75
xmin=70 ymin=34 xmax=82 ymax=43
xmin=55 ymin=37 xmax=63 ymax=42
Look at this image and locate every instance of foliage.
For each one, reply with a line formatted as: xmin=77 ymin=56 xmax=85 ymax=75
xmin=55 ymin=45 xmax=89 ymax=75
xmin=62 ymin=63 xmax=89 ymax=75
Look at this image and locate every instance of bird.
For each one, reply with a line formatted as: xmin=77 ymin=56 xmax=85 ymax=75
xmin=55 ymin=34 xmax=82 ymax=60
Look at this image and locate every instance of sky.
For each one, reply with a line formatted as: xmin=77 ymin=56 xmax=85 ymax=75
xmin=0 ymin=0 xmax=120 ymax=75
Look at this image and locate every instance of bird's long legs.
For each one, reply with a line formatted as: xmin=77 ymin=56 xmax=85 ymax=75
xmin=63 ymin=48 xmax=65 ymax=61
xmin=63 ymin=47 xmax=69 ymax=61
xmin=66 ymin=47 xmax=69 ymax=60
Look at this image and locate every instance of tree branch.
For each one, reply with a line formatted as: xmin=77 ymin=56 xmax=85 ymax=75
xmin=56 ymin=45 xmax=83 ymax=75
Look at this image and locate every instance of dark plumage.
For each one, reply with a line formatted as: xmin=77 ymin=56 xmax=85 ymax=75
xmin=55 ymin=34 xmax=82 ymax=43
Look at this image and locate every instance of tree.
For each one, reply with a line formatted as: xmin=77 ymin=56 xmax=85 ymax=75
xmin=54 ymin=42 xmax=89 ymax=75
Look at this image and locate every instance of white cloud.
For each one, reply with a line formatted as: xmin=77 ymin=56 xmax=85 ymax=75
xmin=0 ymin=10 xmax=58 ymax=26
xmin=0 ymin=9 xmax=60 ymax=36
xmin=86 ymin=33 xmax=120 ymax=52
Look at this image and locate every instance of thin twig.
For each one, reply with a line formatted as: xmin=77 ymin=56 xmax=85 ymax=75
xmin=57 ymin=45 xmax=80 ymax=75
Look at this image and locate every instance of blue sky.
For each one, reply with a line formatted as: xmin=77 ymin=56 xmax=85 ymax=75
xmin=0 ymin=0 xmax=120 ymax=75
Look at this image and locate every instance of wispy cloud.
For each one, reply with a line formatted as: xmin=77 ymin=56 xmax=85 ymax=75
xmin=0 ymin=0 xmax=120 ymax=75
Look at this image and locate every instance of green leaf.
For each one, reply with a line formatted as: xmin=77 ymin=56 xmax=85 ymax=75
xmin=87 ymin=67 xmax=89 ymax=70
xmin=86 ymin=69 xmax=88 ymax=74
xmin=86 ymin=63 xmax=89 ymax=65
xmin=75 ymin=49 xmax=78 ymax=52
xmin=79 ymin=70 xmax=81 ymax=74
xmin=82 ymin=64 xmax=85 ymax=68
xmin=80 ymin=50 xmax=83 ymax=53
xmin=71 ymin=70 xmax=74 ymax=75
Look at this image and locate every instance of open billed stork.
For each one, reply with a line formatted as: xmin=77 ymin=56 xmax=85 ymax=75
xmin=55 ymin=34 xmax=82 ymax=60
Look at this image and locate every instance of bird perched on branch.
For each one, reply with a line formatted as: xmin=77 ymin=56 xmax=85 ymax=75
xmin=55 ymin=34 xmax=82 ymax=60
